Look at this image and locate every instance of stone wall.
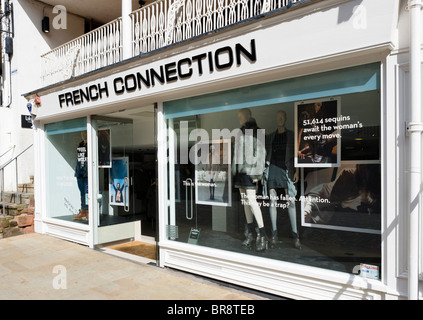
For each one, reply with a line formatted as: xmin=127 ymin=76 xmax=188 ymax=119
xmin=0 ymin=195 xmax=34 ymax=239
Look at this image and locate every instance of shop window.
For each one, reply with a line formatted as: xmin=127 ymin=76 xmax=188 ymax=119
xmin=165 ymin=64 xmax=381 ymax=278
xmin=45 ymin=118 xmax=89 ymax=223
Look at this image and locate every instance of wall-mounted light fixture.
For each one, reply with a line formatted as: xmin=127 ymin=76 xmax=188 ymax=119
xmin=42 ymin=15 xmax=49 ymax=33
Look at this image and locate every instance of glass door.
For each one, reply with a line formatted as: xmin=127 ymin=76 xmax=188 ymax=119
xmin=92 ymin=115 xmax=138 ymax=245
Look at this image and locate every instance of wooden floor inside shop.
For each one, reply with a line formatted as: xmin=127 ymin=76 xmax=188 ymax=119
xmin=107 ymin=241 xmax=156 ymax=261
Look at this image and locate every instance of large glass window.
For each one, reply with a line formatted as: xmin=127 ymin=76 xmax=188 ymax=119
xmin=45 ymin=118 xmax=89 ymax=223
xmin=165 ymin=65 xmax=381 ymax=278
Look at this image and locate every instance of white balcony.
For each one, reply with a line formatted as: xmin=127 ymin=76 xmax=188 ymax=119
xmin=41 ymin=0 xmax=308 ymax=87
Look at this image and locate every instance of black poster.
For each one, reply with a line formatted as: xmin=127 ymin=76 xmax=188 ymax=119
xmin=21 ymin=115 xmax=33 ymax=129
xmin=295 ymin=98 xmax=341 ymax=167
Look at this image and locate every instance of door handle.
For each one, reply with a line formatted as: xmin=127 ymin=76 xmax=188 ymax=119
xmin=123 ymin=176 xmax=129 ymax=213
xmin=185 ymin=178 xmax=193 ymax=220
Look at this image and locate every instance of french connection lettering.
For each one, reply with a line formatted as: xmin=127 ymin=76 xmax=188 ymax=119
xmin=58 ymin=39 xmax=257 ymax=108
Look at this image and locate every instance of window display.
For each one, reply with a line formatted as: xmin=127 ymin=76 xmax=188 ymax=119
xmin=165 ymin=79 xmax=381 ymax=276
xmin=45 ymin=118 xmax=89 ymax=223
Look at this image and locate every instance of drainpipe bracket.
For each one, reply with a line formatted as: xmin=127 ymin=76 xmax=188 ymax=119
xmin=406 ymin=121 xmax=423 ymax=136
xmin=406 ymin=0 xmax=423 ymax=11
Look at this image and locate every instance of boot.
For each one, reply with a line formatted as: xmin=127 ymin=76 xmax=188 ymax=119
xmin=292 ymin=232 xmax=302 ymax=250
xmin=73 ymin=209 xmax=86 ymax=220
xmin=73 ymin=209 xmax=88 ymax=221
xmin=81 ymin=209 xmax=88 ymax=221
xmin=270 ymin=230 xmax=279 ymax=249
xmin=242 ymin=233 xmax=255 ymax=249
xmin=256 ymin=234 xmax=268 ymax=252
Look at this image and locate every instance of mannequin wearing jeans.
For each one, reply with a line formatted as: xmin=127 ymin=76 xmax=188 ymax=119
xmin=232 ymin=108 xmax=268 ymax=251
xmin=265 ymin=111 xmax=302 ymax=250
xmin=73 ymin=131 xmax=89 ymax=221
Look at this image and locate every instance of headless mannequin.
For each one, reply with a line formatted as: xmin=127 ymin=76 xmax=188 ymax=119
xmin=73 ymin=131 xmax=89 ymax=221
xmin=267 ymin=111 xmax=301 ymax=249
xmin=235 ymin=108 xmax=267 ymax=251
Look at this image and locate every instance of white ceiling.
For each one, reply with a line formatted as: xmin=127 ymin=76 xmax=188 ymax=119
xmin=40 ymin=0 xmax=153 ymax=24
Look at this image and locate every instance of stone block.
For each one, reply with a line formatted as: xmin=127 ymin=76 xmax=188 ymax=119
xmin=0 ymin=216 xmax=13 ymax=228
xmin=19 ymin=207 xmax=34 ymax=215
xmin=3 ymin=226 xmax=24 ymax=238
xmin=24 ymin=225 xmax=34 ymax=234
xmin=15 ymin=214 xmax=34 ymax=227
xmin=9 ymin=220 xmax=18 ymax=227
xmin=0 ymin=219 xmax=9 ymax=229
xmin=8 ymin=205 xmax=27 ymax=216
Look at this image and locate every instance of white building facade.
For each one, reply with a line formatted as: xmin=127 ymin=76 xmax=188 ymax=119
xmin=3 ymin=0 xmax=421 ymax=299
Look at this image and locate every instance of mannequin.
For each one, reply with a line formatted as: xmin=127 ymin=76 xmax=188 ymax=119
xmin=265 ymin=110 xmax=301 ymax=250
xmin=73 ymin=131 xmax=88 ymax=221
xmin=232 ymin=108 xmax=268 ymax=251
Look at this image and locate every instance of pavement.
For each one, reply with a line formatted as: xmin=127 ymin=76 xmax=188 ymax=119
xmin=0 ymin=233 xmax=271 ymax=300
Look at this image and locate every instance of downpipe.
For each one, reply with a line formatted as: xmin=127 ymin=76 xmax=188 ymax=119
xmin=407 ymin=0 xmax=423 ymax=300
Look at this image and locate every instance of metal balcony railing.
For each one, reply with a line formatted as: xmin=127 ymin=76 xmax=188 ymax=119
xmin=41 ymin=18 xmax=123 ymax=86
xmin=41 ymin=0 xmax=304 ymax=86
xmin=130 ymin=0 xmax=303 ymax=54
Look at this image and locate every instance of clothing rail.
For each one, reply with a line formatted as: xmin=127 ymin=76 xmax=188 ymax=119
xmin=0 ymin=144 xmax=33 ymax=216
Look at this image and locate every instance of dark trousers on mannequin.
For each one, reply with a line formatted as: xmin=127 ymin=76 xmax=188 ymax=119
xmin=77 ymin=177 xmax=88 ymax=210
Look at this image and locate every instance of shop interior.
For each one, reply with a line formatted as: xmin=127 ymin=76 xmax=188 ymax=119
xmin=167 ymin=90 xmax=381 ymax=277
xmin=44 ymin=87 xmax=381 ymax=273
xmin=93 ymin=106 xmax=157 ymax=233
xmin=45 ymin=105 xmax=158 ymax=260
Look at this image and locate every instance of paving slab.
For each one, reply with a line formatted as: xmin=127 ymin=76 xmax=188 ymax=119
xmin=0 ymin=233 xmax=269 ymax=300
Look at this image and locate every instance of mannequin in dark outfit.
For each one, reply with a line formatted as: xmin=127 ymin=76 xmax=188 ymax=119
xmin=265 ymin=111 xmax=302 ymax=250
xmin=73 ymin=131 xmax=89 ymax=221
xmin=232 ymin=108 xmax=268 ymax=251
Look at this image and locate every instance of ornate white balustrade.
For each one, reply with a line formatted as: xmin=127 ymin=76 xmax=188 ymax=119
xmin=41 ymin=0 xmax=302 ymax=86
xmin=130 ymin=0 xmax=301 ymax=55
xmin=41 ymin=18 xmax=122 ymax=86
